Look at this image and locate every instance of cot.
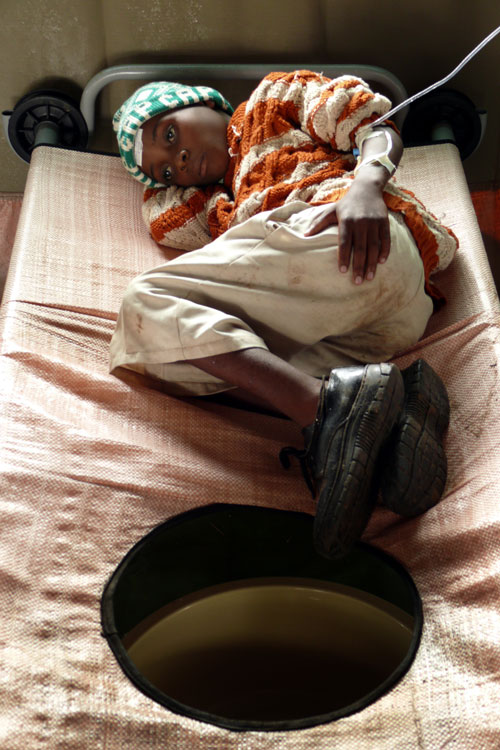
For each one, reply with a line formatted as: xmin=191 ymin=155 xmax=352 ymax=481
xmin=1 ymin=65 xmax=500 ymax=748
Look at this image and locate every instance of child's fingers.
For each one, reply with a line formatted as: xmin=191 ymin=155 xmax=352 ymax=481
xmin=343 ymin=218 xmax=392 ymax=282
xmin=351 ymin=223 xmax=368 ymax=284
xmin=364 ymin=229 xmax=383 ymax=281
xmin=337 ymin=219 xmax=353 ymax=274
xmin=378 ymin=219 xmax=391 ymax=263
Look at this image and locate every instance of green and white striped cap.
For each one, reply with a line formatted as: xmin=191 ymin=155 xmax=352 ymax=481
xmin=113 ymin=80 xmax=234 ymax=188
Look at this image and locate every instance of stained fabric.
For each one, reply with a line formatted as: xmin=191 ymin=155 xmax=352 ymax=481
xmin=110 ymin=204 xmax=432 ymax=394
xmin=1 ymin=144 xmax=500 ymax=749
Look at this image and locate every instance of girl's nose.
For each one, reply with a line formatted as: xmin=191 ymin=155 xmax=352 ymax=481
xmin=177 ymin=149 xmax=189 ymax=171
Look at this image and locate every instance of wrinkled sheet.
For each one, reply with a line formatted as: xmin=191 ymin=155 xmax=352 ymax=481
xmin=1 ymin=144 xmax=500 ymax=749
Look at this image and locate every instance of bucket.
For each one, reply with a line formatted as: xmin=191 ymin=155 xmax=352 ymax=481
xmin=102 ymin=504 xmax=422 ymax=731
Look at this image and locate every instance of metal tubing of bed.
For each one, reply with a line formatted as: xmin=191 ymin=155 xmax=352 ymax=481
xmin=80 ymin=63 xmax=408 ymax=138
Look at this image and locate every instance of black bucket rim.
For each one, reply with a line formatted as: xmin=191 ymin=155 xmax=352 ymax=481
xmin=101 ymin=504 xmax=423 ymax=733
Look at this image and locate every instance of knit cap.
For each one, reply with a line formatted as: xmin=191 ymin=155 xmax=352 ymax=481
xmin=113 ymin=81 xmax=234 ymax=188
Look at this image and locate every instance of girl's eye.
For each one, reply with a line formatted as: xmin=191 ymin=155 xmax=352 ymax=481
xmin=162 ymin=166 xmax=173 ymax=184
xmin=165 ymin=125 xmax=175 ymax=143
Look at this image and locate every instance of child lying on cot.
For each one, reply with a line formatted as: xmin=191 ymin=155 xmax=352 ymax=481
xmin=110 ymin=71 xmax=456 ymax=559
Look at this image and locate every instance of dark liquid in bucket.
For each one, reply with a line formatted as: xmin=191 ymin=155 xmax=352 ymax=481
xmin=124 ymin=579 xmax=413 ymax=722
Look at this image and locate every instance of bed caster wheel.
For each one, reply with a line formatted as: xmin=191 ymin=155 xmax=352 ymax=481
xmin=402 ymin=88 xmax=486 ymax=160
xmin=3 ymin=90 xmax=88 ymax=163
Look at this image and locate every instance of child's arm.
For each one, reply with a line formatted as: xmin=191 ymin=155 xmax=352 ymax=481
xmin=248 ymin=71 xmax=401 ymax=282
xmin=142 ymin=184 xmax=230 ymax=251
xmin=306 ymin=126 xmax=404 ymax=284
xmin=247 ymin=71 xmax=394 ymax=152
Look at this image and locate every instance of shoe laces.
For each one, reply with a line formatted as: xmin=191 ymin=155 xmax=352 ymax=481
xmin=279 ymin=444 xmax=316 ymax=497
xmin=278 ymin=376 xmax=327 ymax=499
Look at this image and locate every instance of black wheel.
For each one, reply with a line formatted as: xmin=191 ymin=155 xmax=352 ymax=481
xmin=7 ymin=89 xmax=88 ymax=162
xmin=402 ymin=88 xmax=483 ymax=160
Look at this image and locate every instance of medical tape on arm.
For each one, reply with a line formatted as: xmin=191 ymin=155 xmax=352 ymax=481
xmin=134 ymin=128 xmax=144 ymax=167
xmin=354 ymin=129 xmax=396 ymax=176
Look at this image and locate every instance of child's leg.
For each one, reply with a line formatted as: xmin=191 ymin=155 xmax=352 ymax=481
xmin=109 ymin=203 xmax=446 ymax=557
xmin=188 ymin=345 xmax=405 ymax=560
xmin=186 ymin=347 xmax=322 ymax=427
xmin=110 ymin=203 xmax=432 ymax=396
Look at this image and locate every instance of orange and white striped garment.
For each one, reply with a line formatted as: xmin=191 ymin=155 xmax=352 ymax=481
xmin=141 ymin=70 xmax=458 ymax=294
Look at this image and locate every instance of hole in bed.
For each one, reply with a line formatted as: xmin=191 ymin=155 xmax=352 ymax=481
xmin=101 ymin=504 xmax=422 ymax=732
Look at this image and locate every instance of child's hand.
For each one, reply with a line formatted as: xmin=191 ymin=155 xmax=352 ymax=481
xmin=305 ymin=180 xmax=391 ymax=284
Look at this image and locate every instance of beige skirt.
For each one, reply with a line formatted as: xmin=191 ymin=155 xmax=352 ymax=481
xmin=110 ymin=201 xmax=433 ymax=396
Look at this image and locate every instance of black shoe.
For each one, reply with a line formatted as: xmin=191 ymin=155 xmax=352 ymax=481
xmin=280 ymin=363 xmax=404 ymax=559
xmin=379 ymin=358 xmax=450 ymax=516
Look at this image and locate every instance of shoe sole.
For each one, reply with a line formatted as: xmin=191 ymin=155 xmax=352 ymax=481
xmin=380 ymin=359 xmax=450 ymax=516
xmin=313 ymin=363 xmax=404 ymax=559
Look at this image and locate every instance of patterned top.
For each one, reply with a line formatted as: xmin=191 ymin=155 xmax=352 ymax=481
xmin=141 ymin=70 xmax=458 ymax=292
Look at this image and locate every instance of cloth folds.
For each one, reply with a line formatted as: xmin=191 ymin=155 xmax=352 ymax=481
xmin=1 ymin=144 xmax=500 ymax=749
xmin=110 ymin=203 xmax=432 ymax=395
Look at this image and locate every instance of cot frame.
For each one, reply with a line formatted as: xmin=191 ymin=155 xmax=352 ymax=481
xmin=80 ymin=63 xmax=409 ymax=138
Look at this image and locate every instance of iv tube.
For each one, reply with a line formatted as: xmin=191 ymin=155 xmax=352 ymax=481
xmin=361 ymin=25 xmax=500 ymax=133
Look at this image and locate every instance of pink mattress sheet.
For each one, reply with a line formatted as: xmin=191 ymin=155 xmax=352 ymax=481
xmin=1 ymin=144 xmax=500 ymax=749
xmin=0 ymin=193 xmax=23 ymax=300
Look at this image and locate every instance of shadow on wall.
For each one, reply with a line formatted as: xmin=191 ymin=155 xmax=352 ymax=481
xmin=17 ymin=76 xmax=84 ymax=103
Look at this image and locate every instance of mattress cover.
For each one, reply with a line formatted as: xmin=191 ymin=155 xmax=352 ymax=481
xmin=1 ymin=144 xmax=499 ymax=749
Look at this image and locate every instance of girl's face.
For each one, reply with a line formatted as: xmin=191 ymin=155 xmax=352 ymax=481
xmin=140 ymin=103 xmax=231 ymax=187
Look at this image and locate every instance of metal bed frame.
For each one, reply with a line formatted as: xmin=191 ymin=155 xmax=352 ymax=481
xmin=3 ymin=63 xmax=408 ymax=162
